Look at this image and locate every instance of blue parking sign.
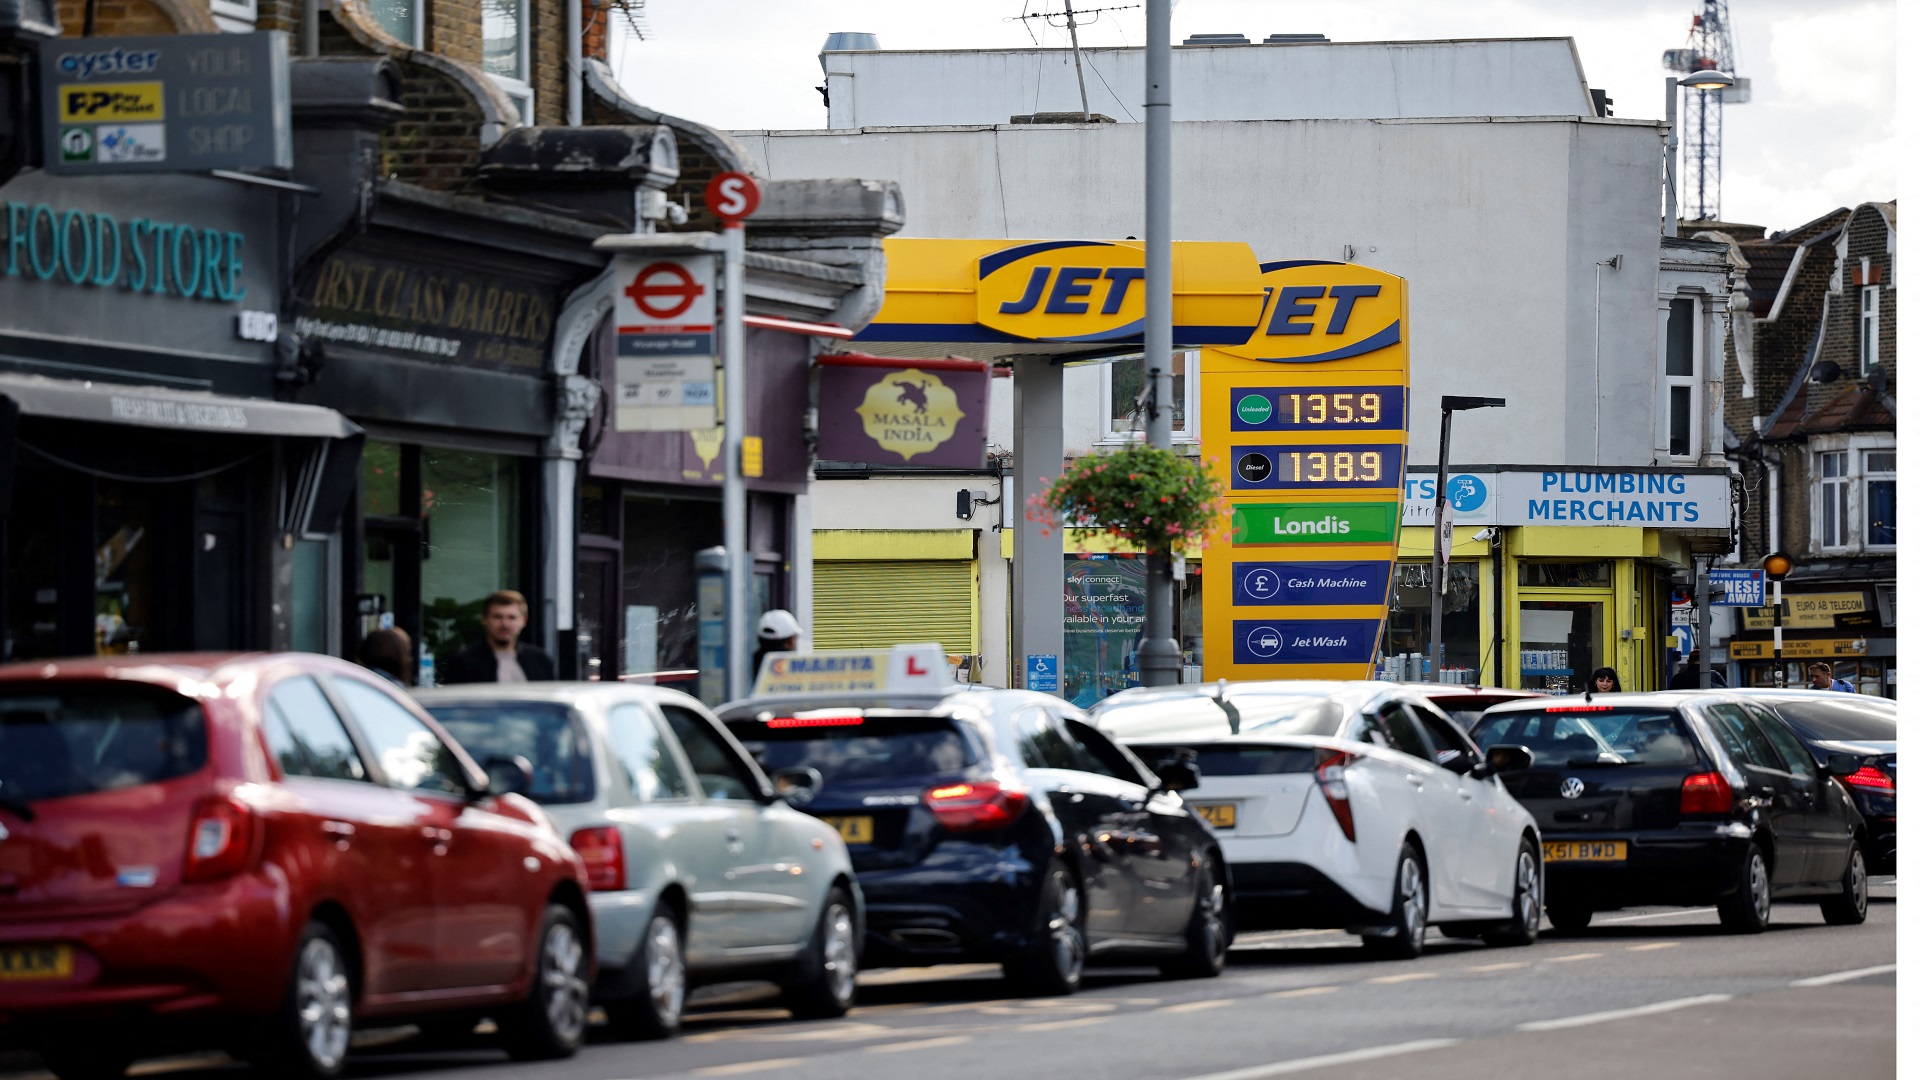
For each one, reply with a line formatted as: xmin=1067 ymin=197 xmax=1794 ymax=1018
xmin=1026 ymin=654 xmax=1060 ymax=694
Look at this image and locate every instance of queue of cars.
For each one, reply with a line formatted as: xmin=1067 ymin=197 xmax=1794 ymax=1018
xmin=0 ymin=650 xmax=1891 ymax=1080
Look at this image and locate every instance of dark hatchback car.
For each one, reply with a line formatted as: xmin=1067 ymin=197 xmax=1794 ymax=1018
xmin=1470 ymin=692 xmax=1871 ymax=934
xmin=717 ymin=687 xmax=1230 ymax=995
xmin=1730 ymin=691 xmax=1896 ymax=873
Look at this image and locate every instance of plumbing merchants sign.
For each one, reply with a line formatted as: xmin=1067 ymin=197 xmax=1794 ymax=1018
xmin=41 ymin=32 xmax=291 ymax=174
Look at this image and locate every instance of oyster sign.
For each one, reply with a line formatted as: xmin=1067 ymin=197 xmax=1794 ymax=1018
xmin=816 ymin=355 xmax=989 ymax=468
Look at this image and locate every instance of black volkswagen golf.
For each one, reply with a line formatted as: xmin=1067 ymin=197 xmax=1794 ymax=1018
xmin=1469 ymin=692 xmax=1871 ymax=933
xmin=719 ymin=686 xmax=1231 ymax=994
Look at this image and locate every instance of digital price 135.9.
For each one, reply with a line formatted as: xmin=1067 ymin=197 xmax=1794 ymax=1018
xmin=1231 ymin=444 xmax=1405 ymax=490
xmin=1230 ymin=386 xmax=1406 ymax=432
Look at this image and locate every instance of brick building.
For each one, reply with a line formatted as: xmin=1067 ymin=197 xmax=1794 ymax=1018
xmin=1700 ymin=202 xmax=1896 ymax=694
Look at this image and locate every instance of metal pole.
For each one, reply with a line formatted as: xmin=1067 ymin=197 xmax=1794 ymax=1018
xmin=1663 ymin=77 xmax=1678 ymax=237
xmin=1695 ymin=557 xmax=1713 ymax=688
xmin=722 ymin=221 xmax=750 ymax=701
xmin=1771 ymin=578 xmax=1786 ymax=687
xmin=1064 ymin=0 xmax=1091 ymax=122
xmin=1428 ymin=407 xmax=1453 ymax=679
xmin=1138 ymin=0 xmax=1180 ymax=688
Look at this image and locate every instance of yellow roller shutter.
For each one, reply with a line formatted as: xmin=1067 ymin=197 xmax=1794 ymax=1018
xmin=813 ymin=560 xmax=978 ymax=654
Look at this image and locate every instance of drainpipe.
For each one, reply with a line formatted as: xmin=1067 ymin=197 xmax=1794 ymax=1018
xmin=566 ymin=0 xmax=583 ymax=126
xmin=304 ymin=0 xmax=319 ymax=57
xmin=1763 ymin=446 xmax=1782 ymax=555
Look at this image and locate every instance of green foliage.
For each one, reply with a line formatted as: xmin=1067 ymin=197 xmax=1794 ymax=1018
xmin=1028 ymin=443 xmax=1228 ymax=555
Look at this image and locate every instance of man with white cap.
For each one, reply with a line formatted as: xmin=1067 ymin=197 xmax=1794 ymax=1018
xmin=752 ymin=609 xmax=803 ymax=683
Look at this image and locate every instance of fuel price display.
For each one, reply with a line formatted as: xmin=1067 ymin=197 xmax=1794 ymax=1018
xmin=1230 ymin=385 xmax=1406 ymax=432
xmin=1231 ymin=443 xmax=1406 ymax=491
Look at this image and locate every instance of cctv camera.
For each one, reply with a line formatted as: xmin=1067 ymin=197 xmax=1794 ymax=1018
xmin=1470 ymin=527 xmax=1497 ymax=543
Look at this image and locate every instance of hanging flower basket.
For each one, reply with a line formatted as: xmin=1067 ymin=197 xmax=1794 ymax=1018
xmin=1027 ymin=443 xmax=1228 ymax=554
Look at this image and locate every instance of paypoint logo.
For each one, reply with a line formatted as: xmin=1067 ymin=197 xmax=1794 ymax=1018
xmin=855 ymin=368 xmax=966 ymax=462
xmin=58 ymin=82 xmax=164 ymax=124
xmin=1218 ymin=261 xmax=1403 ymax=364
xmin=975 ymin=240 xmax=1147 ymax=343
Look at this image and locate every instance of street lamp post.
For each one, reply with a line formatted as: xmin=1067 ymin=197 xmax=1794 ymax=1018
xmin=1431 ymin=396 xmax=1505 ymax=680
xmin=1763 ymin=551 xmax=1794 ymax=688
xmin=1138 ymin=0 xmax=1180 ymax=688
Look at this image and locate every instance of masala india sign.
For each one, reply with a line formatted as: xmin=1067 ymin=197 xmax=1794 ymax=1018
xmin=815 ymin=355 xmax=989 ymax=468
xmin=611 ymin=253 xmax=718 ymax=431
xmin=41 ymin=32 xmax=291 ymax=175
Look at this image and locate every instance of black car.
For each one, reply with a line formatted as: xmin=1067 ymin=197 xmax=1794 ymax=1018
xmin=1469 ymin=692 xmax=1871 ymax=933
xmin=1730 ymin=690 xmax=1896 ymax=873
xmin=718 ymin=686 xmax=1230 ymax=994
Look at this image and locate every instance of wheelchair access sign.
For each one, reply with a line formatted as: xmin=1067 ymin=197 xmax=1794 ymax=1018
xmin=1026 ymin=654 xmax=1060 ymax=694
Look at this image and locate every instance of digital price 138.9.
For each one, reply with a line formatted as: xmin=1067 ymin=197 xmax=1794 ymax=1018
xmin=1231 ymin=444 xmax=1406 ymax=490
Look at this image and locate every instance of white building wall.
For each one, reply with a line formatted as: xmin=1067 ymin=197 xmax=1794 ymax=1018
xmin=823 ymin=38 xmax=1598 ymax=129
xmin=744 ymin=115 xmax=1666 ymax=468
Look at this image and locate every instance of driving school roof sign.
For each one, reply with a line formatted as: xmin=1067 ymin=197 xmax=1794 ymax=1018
xmin=855 ymin=237 xmax=1264 ymax=354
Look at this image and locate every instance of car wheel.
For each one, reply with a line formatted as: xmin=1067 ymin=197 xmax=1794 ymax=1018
xmin=1160 ymin=854 xmax=1231 ymax=979
xmin=1484 ymin=842 xmax=1543 ymax=947
xmin=782 ymin=887 xmax=860 ymax=1020
xmin=1004 ymin=861 xmax=1085 ymax=995
xmin=1361 ymin=843 xmax=1428 ymax=960
xmin=1717 ymin=844 xmax=1771 ymax=934
xmin=1546 ymin=905 xmax=1591 ymax=932
xmin=605 ymin=907 xmax=687 ymax=1039
xmin=1819 ymin=843 xmax=1870 ymax=926
xmin=261 ymin=920 xmax=354 ymax=1079
xmin=500 ymin=904 xmax=591 ymax=1060
xmin=36 ymin=1046 xmax=137 ymax=1080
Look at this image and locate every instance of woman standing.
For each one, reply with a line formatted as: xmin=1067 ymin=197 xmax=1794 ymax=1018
xmin=1585 ymin=666 xmax=1621 ymax=693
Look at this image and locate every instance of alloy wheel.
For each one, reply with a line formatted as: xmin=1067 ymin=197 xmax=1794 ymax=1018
xmin=1848 ymin=850 xmax=1870 ymax=918
xmin=821 ymin=902 xmax=859 ymax=1006
xmin=1747 ymin=851 xmax=1771 ymax=926
xmin=541 ymin=919 xmax=590 ymax=1045
xmin=1400 ymin=856 xmax=1427 ymax=944
xmin=1196 ymin=866 xmax=1229 ymax=966
xmin=1516 ymin=849 xmax=1542 ymax=933
xmin=1048 ymin=871 xmax=1086 ymax=981
xmin=295 ymin=936 xmax=352 ymax=1073
xmin=644 ymin=915 xmax=686 ymax=1023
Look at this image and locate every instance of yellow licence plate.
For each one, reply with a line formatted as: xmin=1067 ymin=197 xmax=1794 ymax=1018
xmin=1193 ymin=803 xmax=1237 ymax=829
xmin=1544 ymin=840 xmax=1627 ymax=863
xmin=822 ymin=816 xmax=874 ymax=844
xmin=0 ymin=944 xmax=73 ymax=981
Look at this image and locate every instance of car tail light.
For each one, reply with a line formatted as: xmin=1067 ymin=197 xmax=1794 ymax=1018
xmin=569 ymin=826 xmax=626 ymax=891
xmin=1841 ymin=766 xmax=1895 ymax=791
xmin=925 ymin=780 xmax=1029 ymax=832
xmin=1315 ymin=750 xmax=1357 ymax=843
xmin=1679 ymin=771 xmax=1734 ymax=815
xmin=766 ymin=713 xmax=864 ymax=729
xmin=183 ymin=794 xmax=257 ymax=883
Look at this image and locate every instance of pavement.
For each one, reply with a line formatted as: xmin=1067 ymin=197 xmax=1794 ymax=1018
xmin=1 ymin=880 xmax=1895 ymax=1080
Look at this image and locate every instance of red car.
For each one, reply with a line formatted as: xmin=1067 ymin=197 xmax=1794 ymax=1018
xmin=0 ymin=653 xmax=594 ymax=1079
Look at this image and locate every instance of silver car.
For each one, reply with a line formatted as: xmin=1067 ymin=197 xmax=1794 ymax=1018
xmin=415 ymin=683 xmax=861 ymax=1038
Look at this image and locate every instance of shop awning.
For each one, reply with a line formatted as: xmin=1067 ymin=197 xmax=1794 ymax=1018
xmin=0 ymin=372 xmax=361 ymax=440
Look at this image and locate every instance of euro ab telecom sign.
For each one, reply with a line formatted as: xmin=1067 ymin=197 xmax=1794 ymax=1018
xmin=1202 ymin=261 xmax=1410 ymax=682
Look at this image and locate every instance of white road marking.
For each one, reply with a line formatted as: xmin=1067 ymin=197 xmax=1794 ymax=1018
xmin=1265 ymin=985 xmax=1341 ymax=998
xmin=692 ymin=1058 xmax=810 ymax=1076
xmin=1514 ymin=994 xmax=1733 ymax=1032
xmin=1177 ymin=1038 xmax=1463 ymax=1080
xmin=1790 ymin=964 xmax=1897 ymax=987
xmin=1596 ymin=909 xmax=1709 ymax=924
xmin=857 ymin=964 xmax=1001 ymax=986
xmin=1466 ymin=962 xmax=1528 ymax=972
xmin=866 ymin=1035 xmax=974 ymax=1053
xmin=1627 ymin=942 xmax=1678 ymax=952
xmin=1365 ymin=972 xmax=1438 ymax=984
xmin=1546 ymin=952 xmax=1604 ymax=962
xmin=1018 ymin=1016 xmax=1112 ymax=1032
xmin=1158 ymin=999 xmax=1237 ymax=1014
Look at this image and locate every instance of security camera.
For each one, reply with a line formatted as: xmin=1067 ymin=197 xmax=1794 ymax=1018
xmin=1470 ymin=527 xmax=1498 ymax=543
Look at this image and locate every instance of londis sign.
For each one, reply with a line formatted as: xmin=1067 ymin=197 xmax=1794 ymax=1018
xmin=854 ymin=237 xmax=1263 ymax=349
xmin=1210 ymin=261 xmax=1407 ymax=370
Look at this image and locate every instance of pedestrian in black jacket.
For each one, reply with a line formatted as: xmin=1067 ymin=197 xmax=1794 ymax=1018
xmin=439 ymin=590 xmax=556 ymax=684
xmin=1670 ymin=649 xmax=1727 ymax=689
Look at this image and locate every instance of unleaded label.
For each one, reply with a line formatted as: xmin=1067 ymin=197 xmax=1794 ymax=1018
xmin=1231 ymin=502 xmax=1400 ymax=545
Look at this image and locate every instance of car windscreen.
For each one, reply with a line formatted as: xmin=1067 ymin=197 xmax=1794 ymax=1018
xmin=1129 ymin=743 xmax=1318 ymax=776
xmin=1471 ymin=707 xmax=1698 ymax=766
xmin=1095 ymin=695 xmax=1343 ymax=741
xmin=425 ymin=702 xmax=595 ymax=804
xmin=726 ymin=712 xmax=977 ymax=785
xmin=0 ymin=684 xmax=207 ymax=803
xmin=1425 ymin=696 xmax=1526 ymax=730
xmin=1764 ymin=700 xmax=1897 ymax=744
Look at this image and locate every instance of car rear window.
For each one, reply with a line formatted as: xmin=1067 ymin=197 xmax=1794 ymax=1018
xmin=1095 ymin=694 xmax=1343 ymax=740
xmin=1471 ymin=707 xmax=1698 ymax=766
xmin=727 ymin=712 xmax=977 ymax=785
xmin=1425 ymin=695 xmax=1529 ymax=730
xmin=0 ymin=685 xmax=207 ymax=803
xmin=1131 ymin=743 xmax=1318 ymax=776
xmin=425 ymin=702 xmax=595 ymax=804
xmin=1766 ymin=700 xmax=1898 ymax=743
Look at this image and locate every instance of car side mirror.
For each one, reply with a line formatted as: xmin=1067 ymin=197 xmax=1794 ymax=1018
xmin=1154 ymin=750 xmax=1202 ymax=794
xmin=771 ymin=766 xmax=824 ymax=808
xmin=1439 ymin=751 xmax=1475 ymax=776
xmin=483 ymin=754 xmax=534 ymax=798
xmin=1825 ymin=752 xmax=1861 ymax=779
xmin=1475 ymin=744 xmax=1534 ymax=778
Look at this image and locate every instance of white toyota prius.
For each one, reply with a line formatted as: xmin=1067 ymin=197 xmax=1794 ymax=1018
xmin=1090 ymin=681 xmax=1542 ymax=958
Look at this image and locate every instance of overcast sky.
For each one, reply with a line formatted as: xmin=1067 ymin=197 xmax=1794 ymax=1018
xmin=610 ymin=0 xmax=1896 ymax=233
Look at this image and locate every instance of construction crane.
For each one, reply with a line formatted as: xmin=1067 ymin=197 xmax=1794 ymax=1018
xmin=1662 ymin=0 xmax=1751 ymax=222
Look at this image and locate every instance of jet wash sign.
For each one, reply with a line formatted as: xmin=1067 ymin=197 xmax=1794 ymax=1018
xmin=1201 ymin=261 xmax=1410 ymax=682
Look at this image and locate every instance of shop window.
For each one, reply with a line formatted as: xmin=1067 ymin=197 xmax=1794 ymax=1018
xmin=1516 ymin=561 xmax=1611 ymax=588
xmin=1663 ymin=297 xmax=1699 ymax=460
xmin=1062 ymin=554 xmax=1146 ymax=706
xmin=1861 ymin=285 xmax=1880 ymax=373
xmin=366 ymin=0 xmax=424 ymax=46
xmin=361 ymin=441 xmax=404 ymax=519
xmin=210 ymin=0 xmax=257 ymax=32
xmin=1099 ymin=352 xmax=1195 ymax=443
xmin=1518 ymin=600 xmax=1606 ymax=695
xmin=483 ymin=0 xmax=534 ymax=123
xmin=420 ymin=449 xmax=523 ymax=673
xmin=623 ymin=495 xmax=722 ymax=675
xmin=1383 ymin=562 xmax=1482 ymax=683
